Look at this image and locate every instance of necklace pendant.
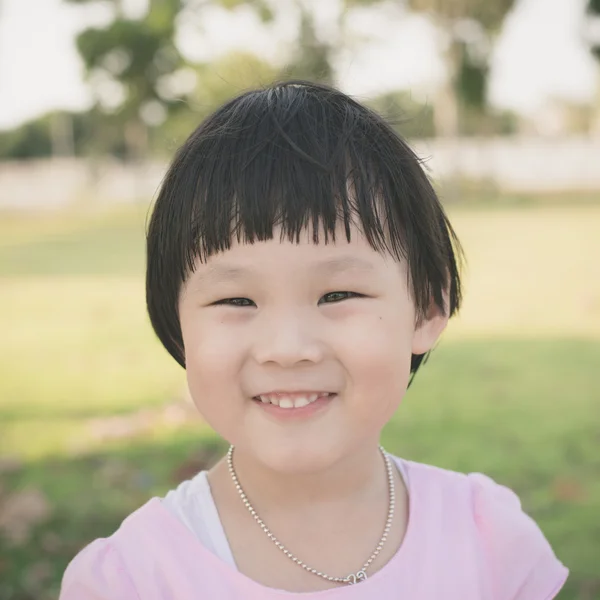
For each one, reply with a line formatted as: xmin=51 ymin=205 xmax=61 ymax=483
xmin=346 ymin=570 xmax=368 ymax=585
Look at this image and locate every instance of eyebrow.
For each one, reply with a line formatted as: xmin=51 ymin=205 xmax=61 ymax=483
xmin=315 ymin=256 xmax=377 ymax=274
xmin=191 ymin=256 xmax=377 ymax=287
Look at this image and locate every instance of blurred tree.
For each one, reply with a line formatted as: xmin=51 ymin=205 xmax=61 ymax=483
xmin=586 ymin=0 xmax=600 ymax=61
xmin=50 ymin=112 xmax=76 ymax=157
xmin=207 ymin=0 xmax=273 ymax=21
xmin=366 ymin=91 xmax=436 ymax=138
xmin=208 ymin=0 xmax=334 ymax=84
xmin=588 ymin=0 xmax=600 ymax=37
xmin=0 ymin=119 xmax=53 ymax=160
xmin=345 ymin=0 xmax=516 ymax=136
xmin=585 ymin=0 xmax=600 ymax=134
xmin=279 ymin=3 xmax=335 ymax=84
xmin=155 ymin=51 xmax=278 ymax=152
xmin=0 ymin=111 xmax=95 ymax=160
xmin=65 ymin=0 xmax=188 ymax=160
xmin=193 ymin=51 xmax=278 ymax=109
xmin=365 ymin=89 xmax=516 ymax=138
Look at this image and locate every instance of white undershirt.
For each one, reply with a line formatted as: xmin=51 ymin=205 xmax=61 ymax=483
xmin=163 ymin=470 xmax=238 ymax=567
xmin=162 ymin=457 xmax=409 ymax=569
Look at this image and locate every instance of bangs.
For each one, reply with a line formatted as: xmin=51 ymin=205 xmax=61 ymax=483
xmin=188 ymin=115 xmax=398 ymax=266
xmin=147 ymin=80 xmax=462 ymax=371
xmin=160 ymin=82 xmax=424 ymax=278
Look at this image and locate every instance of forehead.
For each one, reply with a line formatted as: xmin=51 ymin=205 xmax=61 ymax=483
xmin=214 ymin=220 xmax=382 ymax=258
xmin=188 ymin=222 xmax=397 ymax=284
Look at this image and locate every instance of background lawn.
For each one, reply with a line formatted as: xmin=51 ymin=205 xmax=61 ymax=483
xmin=1 ymin=200 xmax=599 ymax=599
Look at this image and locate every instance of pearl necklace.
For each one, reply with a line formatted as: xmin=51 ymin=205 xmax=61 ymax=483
xmin=226 ymin=445 xmax=395 ymax=585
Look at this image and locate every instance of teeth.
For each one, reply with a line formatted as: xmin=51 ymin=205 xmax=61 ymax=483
xmin=257 ymin=393 xmax=329 ymax=409
xmin=293 ymin=396 xmax=311 ymax=408
xmin=279 ymin=397 xmax=295 ymax=409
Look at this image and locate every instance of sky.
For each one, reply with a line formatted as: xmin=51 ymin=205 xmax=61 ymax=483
xmin=0 ymin=0 xmax=597 ymax=130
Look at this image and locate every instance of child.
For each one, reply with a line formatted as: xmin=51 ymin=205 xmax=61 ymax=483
xmin=60 ymin=81 xmax=568 ymax=599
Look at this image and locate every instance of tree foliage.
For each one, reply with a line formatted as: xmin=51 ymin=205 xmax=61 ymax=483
xmin=154 ymin=51 xmax=278 ymax=152
xmin=405 ymin=0 xmax=514 ymax=31
xmin=456 ymin=42 xmax=488 ymax=110
xmin=65 ymin=0 xmax=187 ymax=158
xmin=0 ymin=111 xmax=104 ymax=160
xmin=345 ymin=0 xmax=514 ymax=30
xmin=587 ymin=0 xmax=600 ymax=61
xmin=588 ymin=0 xmax=600 ymax=14
xmin=0 ymin=0 xmax=526 ymax=159
xmin=366 ymin=92 xmax=436 ymax=138
xmin=279 ymin=4 xmax=335 ymax=84
xmin=344 ymin=0 xmax=516 ymax=134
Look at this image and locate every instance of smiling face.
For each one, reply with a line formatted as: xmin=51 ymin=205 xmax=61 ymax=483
xmin=178 ymin=220 xmax=448 ymax=474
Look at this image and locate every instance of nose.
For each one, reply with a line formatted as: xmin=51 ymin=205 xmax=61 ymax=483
xmin=252 ymin=308 xmax=325 ymax=367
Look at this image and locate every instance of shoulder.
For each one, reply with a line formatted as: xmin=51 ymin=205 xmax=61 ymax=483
xmin=59 ymin=537 xmax=140 ymax=600
xmin=59 ymin=494 xmax=220 ymax=599
xmin=401 ymin=459 xmax=568 ymax=600
xmin=59 ymin=499 xmax=163 ymax=600
xmin=467 ymin=472 xmax=568 ymax=599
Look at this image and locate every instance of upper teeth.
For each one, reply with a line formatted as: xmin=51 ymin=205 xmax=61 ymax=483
xmin=257 ymin=393 xmax=329 ymax=409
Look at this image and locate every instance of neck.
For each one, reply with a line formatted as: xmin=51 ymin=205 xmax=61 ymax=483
xmin=212 ymin=441 xmax=389 ymax=518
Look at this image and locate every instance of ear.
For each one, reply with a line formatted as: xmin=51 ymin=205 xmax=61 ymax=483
xmin=411 ymin=293 xmax=450 ymax=356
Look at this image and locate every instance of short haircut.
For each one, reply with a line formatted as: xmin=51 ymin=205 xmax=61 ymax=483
xmin=146 ymin=80 xmax=463 ymax=382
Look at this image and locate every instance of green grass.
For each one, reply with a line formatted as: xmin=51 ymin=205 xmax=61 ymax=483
xmin=1 ymin=201 xmax=599 ymax=599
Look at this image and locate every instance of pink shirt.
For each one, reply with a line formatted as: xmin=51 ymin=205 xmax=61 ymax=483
xmin=59 ymin=457 xmax=568 ymax=599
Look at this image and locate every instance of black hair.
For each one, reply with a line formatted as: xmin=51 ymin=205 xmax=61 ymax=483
xmin=146 ymin=80 xmax=463 ymax=382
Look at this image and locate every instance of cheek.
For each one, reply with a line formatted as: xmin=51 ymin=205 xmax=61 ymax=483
xmin=338 ymin=299 xmax=414 ymax=361
xmin=180 ymin=314 xmax=245 ymax=418
xmin=181 ymin=309 xmax=245 ymax=369
xmin=339 ymin=308 xmax=414 ymax=411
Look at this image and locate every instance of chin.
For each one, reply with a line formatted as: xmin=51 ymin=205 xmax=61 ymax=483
xmin=248 ymin=437 xmax=344 ymax=475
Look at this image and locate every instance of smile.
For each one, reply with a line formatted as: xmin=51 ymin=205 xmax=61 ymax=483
xmin=252 ymin=391 xmax=335 ymax=409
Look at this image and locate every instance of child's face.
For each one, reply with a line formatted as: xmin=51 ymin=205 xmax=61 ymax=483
xmin=178 ymin=220 xmax=447 ymax=473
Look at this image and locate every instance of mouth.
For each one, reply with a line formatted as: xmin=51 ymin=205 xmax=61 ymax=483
xmin=252 ymin=391 xmax=336 ymax=410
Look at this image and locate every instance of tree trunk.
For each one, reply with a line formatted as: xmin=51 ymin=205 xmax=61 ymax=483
xmin=50 ymin=113 xmax=75 ymax=157
xmin=433 ymin=36 xmax=460 ymax=138
xmin=124 ymin=118 xmax=148 ymax=162
xmin=433 ymin=31 xmax=462 ymax=201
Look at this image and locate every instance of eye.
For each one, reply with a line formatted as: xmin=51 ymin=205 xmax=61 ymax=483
xmin=319 ymin=291 xmax=362 ymax=304
xmin=213 ymin=298 xmax=255 ymax=307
